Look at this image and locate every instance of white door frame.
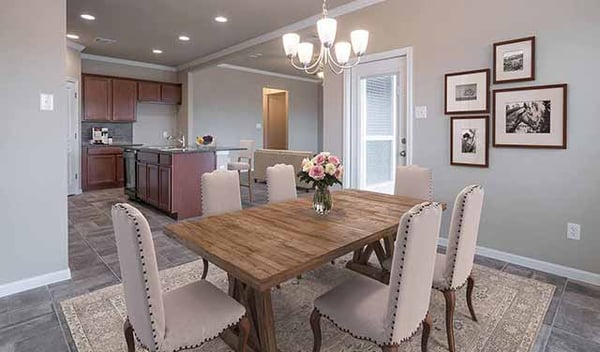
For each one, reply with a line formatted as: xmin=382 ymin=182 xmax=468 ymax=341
xmin=342 ymin=47 xmax=414 ymax=187
xmin=66 ymin=79 xmax=81 ymax=195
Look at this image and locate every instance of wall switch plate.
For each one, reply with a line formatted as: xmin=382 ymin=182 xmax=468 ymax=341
xmin=162 ymin=131 xmax=169 ymax=139
xmin=40 ymin=93 xmax=54 ymax=111
xmin=415 ymin=106 xmax=427 ymax=119
xmin=567 ymin=223 xmax=581 ymax=240
xmin=256 ymin=123 xmax=262 ymax=130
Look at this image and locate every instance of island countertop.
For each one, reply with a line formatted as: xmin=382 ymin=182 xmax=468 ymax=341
xmin=135 ymin=145 xmax=246 ymax=154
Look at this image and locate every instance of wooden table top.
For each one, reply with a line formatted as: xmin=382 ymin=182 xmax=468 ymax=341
xmin=164 ymin=189 xmax=439 ymax=291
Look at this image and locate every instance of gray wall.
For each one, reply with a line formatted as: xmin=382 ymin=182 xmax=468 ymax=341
xmin=81 ymin=59 xmax=179 ymax=145
xmin=323 ymin=0 xmax=600 ymax=273
xmin=0 ymin=0 xmax=69 ymax=284
xmin=191 ymin=66 xmax=320 ymax=152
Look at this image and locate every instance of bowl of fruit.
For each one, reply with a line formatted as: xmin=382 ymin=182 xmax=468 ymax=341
xmin=196 ymin=135 xmax=214 ymax=146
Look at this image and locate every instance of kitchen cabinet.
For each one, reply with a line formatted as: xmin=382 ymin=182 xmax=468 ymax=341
xmin=136 ymin=162 xmax=148 ymax=201
xmin=161 ymin=84 xmax=182 ymax=104
xmin=158 ymin=166 xmax=172 ymax=211
xmin=112 ymin=79 xmax=137 ymax=122
xmin=138 ymin=81 xmax=161 ymax=102
xmin=83 ymin=75 xmax=137 ymax=122
xmin=82 ymin=147 xmax=124 ymax=191
xmin=146 ymin=163 xmax=160 ymax=207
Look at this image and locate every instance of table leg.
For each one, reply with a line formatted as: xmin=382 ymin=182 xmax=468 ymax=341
xmin=346 ymin=235 xmax=394 ymax=284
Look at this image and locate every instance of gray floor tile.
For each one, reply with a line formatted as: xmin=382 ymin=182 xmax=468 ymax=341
xmin=504 ymin=263 xmax=535 ymax=278
xmin=533 ymin=324 xmax=552 ymax=352
xmin=0 ymin=313 xmax=60 ymax=346
xmin=545 ymin=328 xmax=600 ymax=352
xmin=13 ymin=326 xmax=69 ymax=352
xmin=554 ymin=301 xmax=600 ymax=344
xmin=473 ymin=254 xmax=506 ymax=270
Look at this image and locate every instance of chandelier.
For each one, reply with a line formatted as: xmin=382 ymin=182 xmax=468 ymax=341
xmin=282 ymin=0 xmax=369 ymax=76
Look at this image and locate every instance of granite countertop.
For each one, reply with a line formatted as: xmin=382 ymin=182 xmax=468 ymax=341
xmin=83 ymin=143 xmax=143 ymax=148
xmin=137 ymin=145 xmax=246 ymax=154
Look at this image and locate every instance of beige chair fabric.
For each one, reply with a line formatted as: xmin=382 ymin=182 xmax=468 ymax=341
xmin=112 ymin=203 xmax=246 ymax=352
xmin=433 ymin=185 xmax=484 ymax=290
xmin=201 ymin=170 xmax=242 ymax=217
xmin=254 ymin=149 xmax=314 ymax=189
xmin=266 ymin=164 xmax=297 ymax=204
xmin=394 ymin=165 xmax=433 ymax=201
xmin=314 ymin=202 xmax=442 ymax=346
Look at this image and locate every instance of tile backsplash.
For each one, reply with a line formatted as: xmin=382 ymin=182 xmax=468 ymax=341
xmin=81 ymin=122 xmax=133 ymax=144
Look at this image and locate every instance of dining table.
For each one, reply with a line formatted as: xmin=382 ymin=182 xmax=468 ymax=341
xmin=163 ymin=189 xmax=444 ymax=352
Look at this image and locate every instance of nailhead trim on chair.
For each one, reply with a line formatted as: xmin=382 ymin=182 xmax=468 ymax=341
xmin=432 ymin=185 xmax=482 ymax=292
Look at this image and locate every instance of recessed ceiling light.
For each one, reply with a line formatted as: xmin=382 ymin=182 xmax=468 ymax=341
xmin=152 ymin=49 xmax=163 ymax=54
xmin=66 ymin=34 xmax=80 ymax=40
xmin=178 ymin=35 xmax=190 ymax=41
xmin=80 ymin=13 xmax=95 ymax=20
xmin=214 ymin=16 xmax=228 ymax=23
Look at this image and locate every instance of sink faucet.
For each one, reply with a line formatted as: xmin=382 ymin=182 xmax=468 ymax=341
xmin=177 ymin=135 xmax=186 ymax=148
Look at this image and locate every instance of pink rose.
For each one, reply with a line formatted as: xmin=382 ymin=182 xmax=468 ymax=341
xmin=309 ymin=165 xmax=325 ymax=180
xmin=328 ymin=155 xmax=340 ymax=166
xmin=313 ymin=154 xmax=326 ymax=165
xmin=334 ymin=165 xmax=344 ymax=180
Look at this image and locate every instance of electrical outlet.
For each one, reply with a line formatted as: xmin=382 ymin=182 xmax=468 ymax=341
xmin=40 ymin=93 xmax=54 ymax=111
xmin=415 ymin=106 xmax=427 ymax=119
xmin=567 ymin=223 xmax=581 ymax=240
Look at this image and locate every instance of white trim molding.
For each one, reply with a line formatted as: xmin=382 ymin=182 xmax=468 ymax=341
xmin=0 ymin=269 xmax=71 ymax=298
xmin=178 ymin=0 xmax=387 ymax=71
xmin=81 ymin=53 xmax=177 ymax=72
xmin=438 ymin=238 xmax=600 ymax=286
xmin=217 ymin=64 xmax=321 ymax=83
xmin=67 ymin=40 xmax=85 ymax=52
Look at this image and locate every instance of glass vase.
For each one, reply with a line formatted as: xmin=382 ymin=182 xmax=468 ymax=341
xmin=312 ymin=186 xmax=333 ymax=216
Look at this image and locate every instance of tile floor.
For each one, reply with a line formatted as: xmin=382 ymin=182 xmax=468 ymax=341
xmin=1 ymin=184 xmax=599 ymax=352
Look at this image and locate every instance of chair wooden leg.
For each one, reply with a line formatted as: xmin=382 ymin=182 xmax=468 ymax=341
xmin=310 ymin=308 xmax=322 ymax=352
xmin=382 ymin=346 xmax=398 ymax=352
xmin=123 ymin=318 xmax=135 ymax=352
xmin=202 ymin=258 xmax=209 ymax=279
xmin=421 ymin=312 xmax=432 ymax=352
xmin=443 ymin=290 xmax=456 ymax=352
xmin=467 ymin=275 xmax=478 ymax=322
xmin=238 ymin=316 xmax=250 ymax=352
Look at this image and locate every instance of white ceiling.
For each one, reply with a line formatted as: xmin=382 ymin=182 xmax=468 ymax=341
xmin=67 ymin=0 xmax=357 ymax=67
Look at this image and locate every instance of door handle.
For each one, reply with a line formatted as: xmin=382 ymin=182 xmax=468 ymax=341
xmin=399 ymin=151 xmax=406 ymax=157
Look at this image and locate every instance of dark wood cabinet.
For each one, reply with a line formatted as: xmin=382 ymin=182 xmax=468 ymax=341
xmin=136 ymin=162 xmax=148 ymax=201
xmin=138 ymin=81 xmax=161 ymax=102
xmin=159 ymin=166 xmax=172 ymax=211
xmin=161 ymin=84 xmax=182 ymax=104
xmin=83 ymin=76 xmax=112 ymax=121
xmin=82 ymin=147 xmax=124 ymax=191
xmin=112 ymin=79 xmax=137 ymax=122
xmin=146 ymin=164 xmax=160 ymax=207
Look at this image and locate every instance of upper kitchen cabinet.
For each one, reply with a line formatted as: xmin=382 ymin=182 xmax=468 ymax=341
xmin=138 ymin=81 xmax=182 ymax=104
xmin=83 ymin=75 xmax=112 ymax=121
xmin=112 ymin=79 xmax=137 ymax=122
xmin=161 ymin=84 xmax=182 ymax=104
xmin=137 ymin=81 xmax=161 ymax=102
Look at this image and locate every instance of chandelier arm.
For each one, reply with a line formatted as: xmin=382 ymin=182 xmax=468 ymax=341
xmin=327 ymin=62 xmax=344 ymax=75
xmin=289 ymin=58 xmax=308 ymax=71
xmin=303 ymin=46 xmax=325 ymax=71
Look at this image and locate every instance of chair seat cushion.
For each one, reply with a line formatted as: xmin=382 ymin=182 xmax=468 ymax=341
xmin=227 ymin=162 xmax=250 ymax=171
xmin=162 ymin=280 xmax=246 ymax=351
xmin=314 ymin=275 xmax=388 ymax=345
xmin=432 ymin=253 xmax=450 ymax=290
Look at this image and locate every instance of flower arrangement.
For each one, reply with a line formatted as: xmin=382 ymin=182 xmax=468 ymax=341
xmin=298 ymin=152 xmax=343 ymax=215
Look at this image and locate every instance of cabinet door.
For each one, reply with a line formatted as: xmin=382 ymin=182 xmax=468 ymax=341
xmin=161 ymin=84 xmax=181 ymax=104
xmin=116 ymin=154 xmax=124 ymax=185
xmin=87 ymin=154 xmax=117 ymax=188
xmin=136 ymin=162 xmax=148 ymax=201
xmin=112 ymin=79 xmax=137 ymax=122
xmin=138 ymin=81 xmax=161 ymax=102
xmin=83 ymin=76 xmax=111 ymax=121
xmin=146 ymin=164 xmax=160 ymax=207
xmin=158 ymin=166 xmax=172 ymax=212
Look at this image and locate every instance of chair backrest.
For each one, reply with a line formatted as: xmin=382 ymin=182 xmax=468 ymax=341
xmin=444 ymin=185 xmax=484 ymax=289
xmin=394 ymin=165 xmax=432 ymax=201
xmin=201 ymin=170 xmax=242 ymax=217
xmin=239 ymin=139 xmax=255 ymax=161
xmin=266 ymin=164 xmax=297 ymax=204
xmin=385 ymin=202 xmax=442 ymax=343
xmin=112 ymin=203 xmax=165 ymax=352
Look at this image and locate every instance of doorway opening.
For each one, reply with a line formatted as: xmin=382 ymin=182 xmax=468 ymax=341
xmin=66 ymin=80 xmax=81 ymax=196
xmin=343 ymin=48 xmax=413 ymax=194
xmin=262 ymin=88 xmax=289 ymax=150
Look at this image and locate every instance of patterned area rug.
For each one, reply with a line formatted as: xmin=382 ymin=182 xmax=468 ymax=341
xmin=61 ymin=257 xmax=554 ymax=352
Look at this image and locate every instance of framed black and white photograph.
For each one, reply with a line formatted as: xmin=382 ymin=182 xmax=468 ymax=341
xmin=445 ymin=69 xmax=490 ymax=115
xmin=493 ymin=36 xmax=535 ymax=84
xmin=451 ymin=116 xmax=489 ymax=167
xmin=493 ymin=84 xmax=567 ymax=149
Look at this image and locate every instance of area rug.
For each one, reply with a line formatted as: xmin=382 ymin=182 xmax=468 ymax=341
xmin=61 ymin=257 xmax=554 ymax=352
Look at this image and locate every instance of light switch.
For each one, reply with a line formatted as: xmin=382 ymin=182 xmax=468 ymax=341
xmin=40 ymin=93 xmax=54 ymax=111
xmin=256 ymin=123 xmax=262 ymax=130
xmin=415 ymin=106 xmax=427 ymax=119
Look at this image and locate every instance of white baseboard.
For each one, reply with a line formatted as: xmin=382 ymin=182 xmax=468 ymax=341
xmin=0 ymin=269 xmax=71 ymax=298
xmin=438 ymin=238 xmax=600 ymax=286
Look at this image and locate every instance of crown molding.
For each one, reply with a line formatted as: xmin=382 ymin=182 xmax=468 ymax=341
xmin=217 ymin=64 xmax=321 ymax=83
xmin=81 ymin=53 xmax=177 ymax=72
xmin=67 ymin=40 xmax=85 ymax=52
xmin=178 ymin=0 xmax=387 ymax=72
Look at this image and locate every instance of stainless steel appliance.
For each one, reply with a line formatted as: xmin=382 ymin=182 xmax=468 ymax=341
xmin=123 ymin=147 xmax=137 ymax=199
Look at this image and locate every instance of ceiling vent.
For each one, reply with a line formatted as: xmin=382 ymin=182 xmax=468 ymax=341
xmin=94 ymin=37 xmax=117 ymax=45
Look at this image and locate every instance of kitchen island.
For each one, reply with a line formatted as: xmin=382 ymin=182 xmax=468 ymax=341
xmin=131 ymin=145 xmax=244 ymax=219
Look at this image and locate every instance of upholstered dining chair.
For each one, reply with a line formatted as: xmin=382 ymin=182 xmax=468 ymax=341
xmin=227 ymin=139 xmax=256 ymax=202
xmin=432 ymin=185 xmax=484 ymax=352
xmin=394 ymin=165 xmax=432 ymax=201
xmin=199 ymin=170 xmax=243 ymax=279
xmin=266 ymin=164 xmax=297 ymax=204
xmin=310 ymin=202 xmax=443 ymax=352
xmin=112 ymin=203 xmax=250 ymax=352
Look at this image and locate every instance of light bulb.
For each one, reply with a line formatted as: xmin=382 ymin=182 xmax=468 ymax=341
xmin=282 ymin=33 xmax=300 ymax=57
xmin=334 ymin=42 xmax=352 ymax=65
xmin=351 ymin=29 xmax=369 ymax=56
xmin=317 ymin=18 xmax=337 ymax=48
xmin=297 ymin=42 xmax=314 ymax=65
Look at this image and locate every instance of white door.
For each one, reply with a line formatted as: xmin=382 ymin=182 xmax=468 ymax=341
xmin=347 ymin=57 xmax=407 ymax=194
xmin=66 ymin=81 xmax=80 ymax=195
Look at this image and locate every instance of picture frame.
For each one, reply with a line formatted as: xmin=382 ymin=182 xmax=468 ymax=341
xmin=493 ymin=84 xmax=567 ymax=149
xmin=445 ymin=69 xmax=490 ymax=115
xmin=450 ymin=116 xmax=489 ymax=168
xmin=493 ymin=36 xmax=535 ymax=84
